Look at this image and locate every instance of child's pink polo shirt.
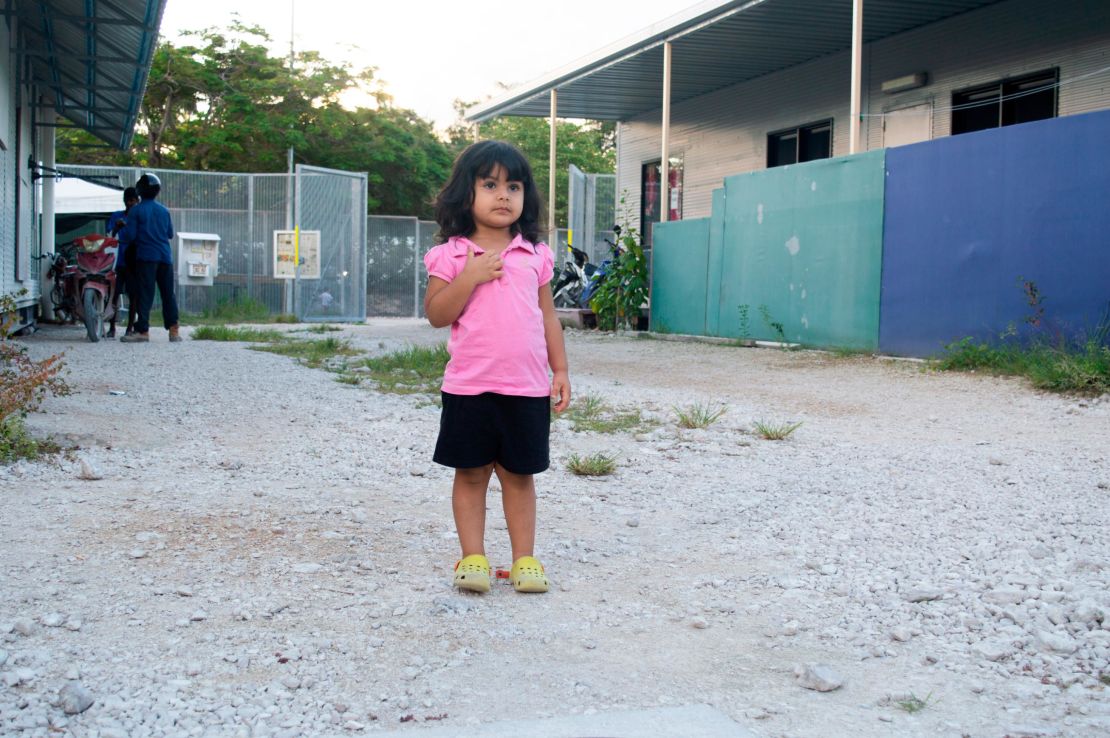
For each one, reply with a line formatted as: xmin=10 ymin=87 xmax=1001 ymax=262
xmin=424 ymin=234 xmax=555 ymax=397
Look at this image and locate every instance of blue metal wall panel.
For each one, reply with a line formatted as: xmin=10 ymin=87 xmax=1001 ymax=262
xmin=881 ymin=109 xmax=1110 ymax=357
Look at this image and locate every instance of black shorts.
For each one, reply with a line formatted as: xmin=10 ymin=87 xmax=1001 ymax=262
xmin=434 ymin=392 xmax=550 ymax=475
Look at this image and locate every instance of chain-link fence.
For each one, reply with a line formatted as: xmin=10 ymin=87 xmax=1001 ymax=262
xmin=295 ymin=165 xmax=367 ymax=322
xmin=567 ymin=165 xmax=618 ymax=267
xmin=57 ymin=164 xmax=615 ymax=320
xmin=365 ymin=215 xmax=437 ymax=318
xmin=58 ymin=165 xmax=367 ymax=321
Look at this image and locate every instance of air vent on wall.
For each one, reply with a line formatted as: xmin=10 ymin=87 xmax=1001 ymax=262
xmin=881 ymin=73 xmax=928 ymax=94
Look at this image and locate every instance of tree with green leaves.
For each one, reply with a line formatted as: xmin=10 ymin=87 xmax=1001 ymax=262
xmin=57 ymin=22 xmax=452 ymax=217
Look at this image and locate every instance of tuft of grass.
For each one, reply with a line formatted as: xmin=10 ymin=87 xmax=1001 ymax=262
xmin=566 ymin=452 xmax=617 ymax=476
xmin=194 ymin=296 xmax=272 ymax=324
xmin=831 ymin=346 xmax=873 ymax=359
xmin=896 ymin=692 xmax=935 ymax=714
xmin=252 ymin=337 xmax=360 ymax=368
xmin=335 ymin=374 xmax=362 ymax=385
xmin=753 ymin=419 xmax=802 ymax=440
xmin=273 ymin=313 xmax=299 ymax=324
xmin=673 ymin=402 xmax=726 ymax=429
xmin=191 ymin=326 xmax=290 ymax=343
xmin=354 ymin=344 xmax=450 ymax=395
xmin=563 ymin=394 xmax=658 ymax=434
xmin=936 ymin=337 xmax=1110 ymax=395
xmin=0 ymin=417 xmax=62 ymax=464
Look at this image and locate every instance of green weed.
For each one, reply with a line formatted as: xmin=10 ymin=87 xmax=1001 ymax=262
xmin=566 ymin=452 xmax=617 ymax=476
xmin=564 ymin=394 xmax=656 ymax=434
xmin=759 ymin=304 xmax=787 ymax=344
xmin=753 ymin=419 xmax=802 ymax=440
xmin=896 ymin=692 xmax=935 ymax=714
xmin=252 ymin=337 xmax=360 ymax=368
xmin=673 ymin=402 xmax=726 ymax=429
xmin=193 ymin=295 xmax=272 ymax=324
xmin=0 ymin=417 xmax=62 ymax=464
xmin=353 ymin=344 xmax=450 ymax=395
xmin=937 ymin=337 xmax=1110 ymax=395
xmin=191 ymin=326 xmax=290 ymax=342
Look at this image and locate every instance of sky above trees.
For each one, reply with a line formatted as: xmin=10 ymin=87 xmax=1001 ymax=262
xmin=159 ymin=0 xmax=688 ymax=128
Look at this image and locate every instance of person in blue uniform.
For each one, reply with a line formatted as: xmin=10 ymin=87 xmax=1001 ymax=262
xmin=106 ymin=187 xmax=139 ymax=338
xmin=119 ymin=174 xmax=182 ymax=343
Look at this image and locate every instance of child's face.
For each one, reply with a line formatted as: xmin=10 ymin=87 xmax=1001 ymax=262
xmin=471 ymin=164 xmax=524 ymax=233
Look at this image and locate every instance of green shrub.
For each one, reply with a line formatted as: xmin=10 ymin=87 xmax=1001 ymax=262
xmin=589 ymin=227 xmax=649 ymax=331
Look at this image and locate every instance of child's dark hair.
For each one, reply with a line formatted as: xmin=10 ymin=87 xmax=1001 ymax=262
xmin=434 ymin=140 xmax=546 ymax=244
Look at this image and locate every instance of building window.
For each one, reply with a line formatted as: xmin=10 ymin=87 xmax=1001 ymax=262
xmin=641 ymin=157 xmax=682 ymax=247
xmin=767 ymin=120 xmax=832 ymax=168
xmin=951 ymin=69 xmax=1058 ymax=135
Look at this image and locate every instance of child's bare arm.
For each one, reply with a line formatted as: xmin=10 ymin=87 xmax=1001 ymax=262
xmin=539 ymin=285 xmax=571 ymax=413
xmin=424 ymin=249 xmax=503 ymax=327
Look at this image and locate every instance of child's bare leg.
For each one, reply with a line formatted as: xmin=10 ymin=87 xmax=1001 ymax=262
xmin=495 ymin=465 xmax=536 ymax=561
xmin=453 ymin=465 xmax=494 ymax=556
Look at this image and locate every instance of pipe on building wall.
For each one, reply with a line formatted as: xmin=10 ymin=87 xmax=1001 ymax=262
xmin=850 ymin=0 xmax=864 ymax=154
xmin=661 ymin=41 xmax=672 ymax=223
xmin=40 ymin=105 xmax=56 ymax=320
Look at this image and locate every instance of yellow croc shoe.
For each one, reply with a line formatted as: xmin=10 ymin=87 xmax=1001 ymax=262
xmin=510 ymin=556 xmax=549 ymax=593
xmin=453 ymin=554 xmax=491 ymax=593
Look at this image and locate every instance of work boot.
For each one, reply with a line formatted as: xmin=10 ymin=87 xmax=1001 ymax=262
xmin=120 ymin=332 xmax=149 ymax=343
xmin=168 ymin=325 xmax=182 ymax=343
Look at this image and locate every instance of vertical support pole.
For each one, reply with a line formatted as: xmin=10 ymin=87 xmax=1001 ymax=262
xmin=293 ymin=165 xmax=302 ymax=320
xmin=40 ymin=106 xmax=56 ymax=318
xmin=413 ymin=217 xmax=420 ymax=318
xmin=849 ymin=0 xmax=864 ymax=154
xmin=284 ymin=147 xmax=294 ymax=315
xmin=549 ymin=89 xmax=557 ymax=245
xmin=660 ymin=41 xmax=672 ymax=224
xmin=247 ymin=174 xmax=254 ymax=301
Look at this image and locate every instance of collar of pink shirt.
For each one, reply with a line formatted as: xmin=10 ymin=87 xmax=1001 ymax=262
xmin=447 ymin=233 xmax=538 ymax=256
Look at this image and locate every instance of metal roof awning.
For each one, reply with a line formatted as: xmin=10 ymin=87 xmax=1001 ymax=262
xmin=467 ymin=0 xmax=1008 ymax=122
xmin=11 ymin=0 xmax=168 ymax=149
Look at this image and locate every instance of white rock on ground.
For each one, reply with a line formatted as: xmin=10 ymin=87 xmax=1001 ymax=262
xmin=2 ymin=319 xmax=1109 ymax=737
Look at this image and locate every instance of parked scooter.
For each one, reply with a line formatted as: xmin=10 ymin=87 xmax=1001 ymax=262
xmin=552 ymin=244 xmax=597 ymax=309
xmin=580 ymin=225 xmax=623 ymax=306
xmin=48 ymin=234 xmax=119 ymax=342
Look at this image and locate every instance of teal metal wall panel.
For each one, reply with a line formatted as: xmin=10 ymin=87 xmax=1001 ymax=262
xmin=718 ymin=151 xmax=885 ymax=348
xmin=705 ymin=188 xmax=726 ymax=336
xmin=651 ymin=218 xmax=711 ymax=335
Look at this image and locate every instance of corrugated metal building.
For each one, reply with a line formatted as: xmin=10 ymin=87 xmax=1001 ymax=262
xmin=0 ymin=1 xmax=165 ymax=327
xmin=467 ymin=0 xmax=1110 ymax=241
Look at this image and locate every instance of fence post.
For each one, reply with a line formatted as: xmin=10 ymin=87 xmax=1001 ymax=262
xmin=413 ymin=217 xmax=420 ymax=318
xmin=247 ymin=174 xmax=254 ymax=301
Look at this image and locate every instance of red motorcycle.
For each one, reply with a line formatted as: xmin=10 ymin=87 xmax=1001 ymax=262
xmin=48 ymin=234 xmax=119 ymax=342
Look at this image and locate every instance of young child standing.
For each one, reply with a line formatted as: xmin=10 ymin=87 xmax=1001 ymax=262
xmin=423 ymin=140 xmax=571 ymax=595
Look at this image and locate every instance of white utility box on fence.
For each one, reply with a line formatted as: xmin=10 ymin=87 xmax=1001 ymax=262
xmin=177 ymin=232 xmax=221 ymax=287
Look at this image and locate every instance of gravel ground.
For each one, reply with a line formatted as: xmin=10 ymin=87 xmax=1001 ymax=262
xmin=2 ymin=318 xmax=1109 ymax=738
